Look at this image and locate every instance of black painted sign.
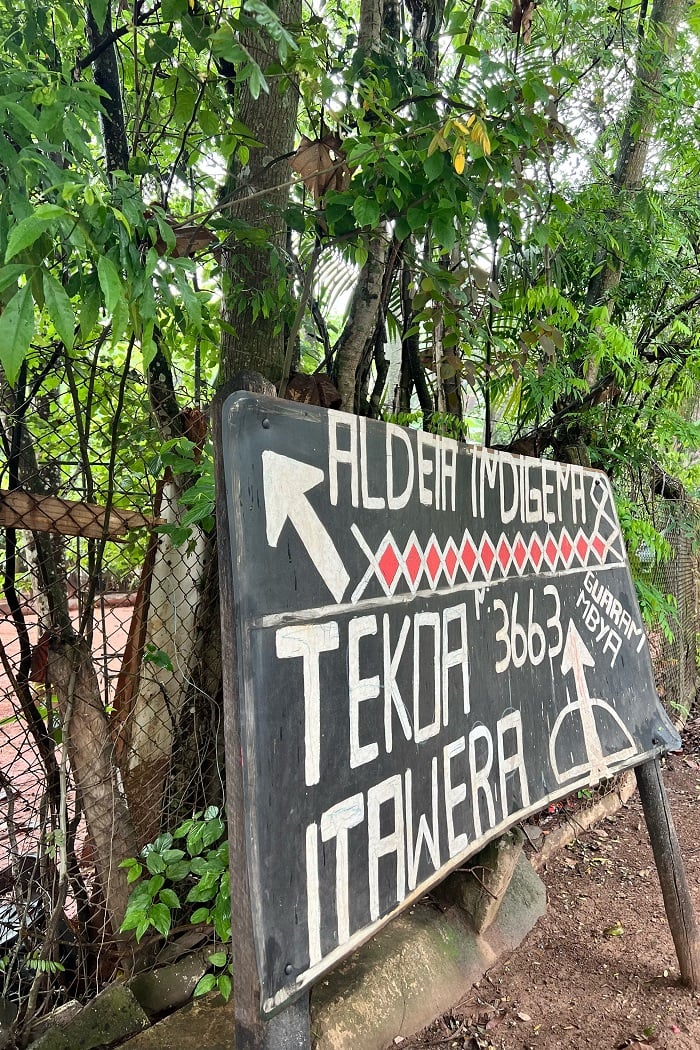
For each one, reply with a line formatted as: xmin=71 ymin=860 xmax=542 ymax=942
xmin=218 ymin=392 xmax=679 ymax=1017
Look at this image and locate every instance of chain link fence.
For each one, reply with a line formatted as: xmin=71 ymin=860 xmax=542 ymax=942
xmin=646 ymin=505 xmax=700 ymax=723
xmin=1 ymin=357 xmax=699 ymax=1036
xmin=0 ymin=350 xmax=220 ymax=1035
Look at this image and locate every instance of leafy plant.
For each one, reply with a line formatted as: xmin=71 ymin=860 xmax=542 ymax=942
xmin=193 ymin=950 xmax=232 ymax=1002
xmin=120 ymin=806 xmax=231 ymax=972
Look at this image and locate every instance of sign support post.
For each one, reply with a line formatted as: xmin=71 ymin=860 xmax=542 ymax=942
xmin=635 ymin=757 xmax=700 ymax=988
xmin=215 ymin=378 xmax=313 ymax=1050
xmin=261 ymin=992 xmax=311 ymax=1050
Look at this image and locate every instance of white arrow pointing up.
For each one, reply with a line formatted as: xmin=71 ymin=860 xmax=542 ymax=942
xmin=561 ymin=619 xmax=606 ymax=777
xmin=262 ymin=451 xmax=350 ymax=603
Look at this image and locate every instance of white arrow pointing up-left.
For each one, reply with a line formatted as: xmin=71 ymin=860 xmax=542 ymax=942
xmin=262 ymin=451 xmax=350 ymax=603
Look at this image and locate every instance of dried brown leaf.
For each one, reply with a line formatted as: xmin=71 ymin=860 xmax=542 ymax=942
xmin=289 ymin=133 xmax=352 ymax=201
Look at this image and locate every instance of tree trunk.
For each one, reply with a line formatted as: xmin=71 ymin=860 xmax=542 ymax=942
xmin=333 ymin=229 xmax=389 ymax=411
xmin=583 ymin=0 xmax=687 ymax=384
xmin=119 ymin=483 xmax=208 ymax=846
xmin=86 ymin=4 xmax=129 ymax=174
xmin=219 ymin=0 xmax=301 ymax=387
xmin=48 ymin=639 xmax=137 ymax=932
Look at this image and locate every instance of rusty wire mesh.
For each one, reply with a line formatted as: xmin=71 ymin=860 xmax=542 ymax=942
xmin=646 ymin=506 xmax=700 ymax=723
xmin=0 ymin=350 xmax=220 ymax=1032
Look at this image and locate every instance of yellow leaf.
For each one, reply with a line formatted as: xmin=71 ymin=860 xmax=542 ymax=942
xmin=453 ymin=119 xmax=470 ymax=135
xmin=453 ymin=147 xmax=466 ymax=174
xmin=428 ymin=131 xmax=449 ymax=155
xmin=470 ymin=118 xmax=492 ymax=156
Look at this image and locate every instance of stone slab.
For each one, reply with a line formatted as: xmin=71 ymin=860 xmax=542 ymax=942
xmin=311 ymin=854 xmax=546 ymax=1050
xmin=29 ymin=984 xmax=149 ymax=1049
xmin=128 ymin=952 xmax=209 ymax=1016
xmin=120 ymin=992 xmax=234 ymax=1050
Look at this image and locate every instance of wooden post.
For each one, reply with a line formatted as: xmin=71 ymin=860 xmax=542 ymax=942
xmin=262 ymin=993 xmax=311 ymax=1050
xmin=635 ymin=757 xmax=700 ymax=989
xmin=215 ymin=374 xmax=312 ymax=1050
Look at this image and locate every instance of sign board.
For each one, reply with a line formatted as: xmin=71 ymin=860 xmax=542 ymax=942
xmin=217 ymin=392 xmax=679 ymax=1019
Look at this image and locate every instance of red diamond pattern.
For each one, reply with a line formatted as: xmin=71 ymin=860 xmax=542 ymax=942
xmin=497 ymin=538 xmax=511 ymax=573
xmin=480 ymin=537 xmax=495 ymax=574
xmin=592 ymin=535 xmax=606 ymax=561
xmin=444 ymin=544 xmax=458 ymax=579
xmin=513 ymin=537 xmax=527 ymax=572
xmin=529 ymin=536 xmax=544 ymax=571
xmin=361 ymin=526 xmax=618 ymax=596
xmin=405 ymin=543 xmax=422 ymax=584
xmin=425 ymin=541 xmax=442 ymax=584
xmin=460 ymin=535 xmax=477 ymax=575
xmin=378 ymin=544 xmax=400 ymax=586
xmin=544 ymin=536 xmax=558 ymax=569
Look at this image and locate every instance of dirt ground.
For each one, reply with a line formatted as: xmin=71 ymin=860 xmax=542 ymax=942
xmin=396 ymin=742 xmax=700 ymax=1050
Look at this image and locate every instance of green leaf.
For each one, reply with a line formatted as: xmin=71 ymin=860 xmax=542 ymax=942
xmin=127 ymin=864 xmax=143 ymax=884
xmin=211 ymin=883 xmax=231 ymax=941
xmin=217 ymin=974 xmax=232 ymax=1001
xmin=202 ymin=817 xmax=225 ymax=847
xmin=189 ymin=856 xmax=216 ymax=876
xmin=422 ymin=151 xmax=445 ymax=182
xmin=135 ymin=917 xmax=150 ymax=942
xmin=0 ymin=284 xmax=35 ymax=386
xmin=483 ymin=202 xmax=500 ymax=244
xmin=0 ymin=265 xmax=28 ymax=294
xmin=190 ymin=907 xmax=211 ymax=924
xmin=97 ymin=256 xmax=123 ymax=315
xmin=43 ymin=273 xmax=75 ymax=351
xmin=165 ymin=860 xmax=192 ymax=881
xmin=284 ymin=206 xmax=306 ymax=234
xmin=88 ymin=0 xmax=108 ymax=31
xmin=186 ymin=823 xmax=205 ymax=857
xmin=185 ymin=878 xmax=219 ymax=904
xmin=148 ymin=903 xmax=173 ymax=938
xmin=432 ymin=211 xmax=456 ymax=252
xmin=120 ymin=909 xmax=146 ymax=933
xmin=146 ymin=852 xmax=166 ymax=875
xmin=208 ymin=951 xmax=228 ymax=967
xmin=146 ymin=875 xmax=165 ymax=895
xmin=6 ymin=210 xmax=61 ymax=262
xmin=161 ymin=849 xmax=186 ymax=863
xmin=161 ymin=0 xmax=186 ymax=20
xmin=143 ymin=644 xmax=174 ymax=671
xmin=352 ymin=196 xmax=380 ymax=229
xmin=193 ymin=973 xmax=217 ymax=998
xmin=159 ymin=888 xmax=181 ymax=909
xmin=144 ymin=31 xmax=179 ymax=63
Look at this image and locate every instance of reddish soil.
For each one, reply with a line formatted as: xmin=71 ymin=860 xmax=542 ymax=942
xmin=397 ymin=749 xmax=700 ymax=1050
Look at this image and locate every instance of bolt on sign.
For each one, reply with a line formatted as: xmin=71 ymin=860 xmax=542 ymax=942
xmin=215 ymin=393 xmax=679 ymax=1025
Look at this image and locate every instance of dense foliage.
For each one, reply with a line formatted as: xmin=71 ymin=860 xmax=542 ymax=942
xmin=0 ymin=0 xmax=698 ymax=1033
